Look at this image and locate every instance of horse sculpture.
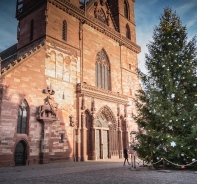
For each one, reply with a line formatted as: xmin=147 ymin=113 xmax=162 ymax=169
xmin=37 ymin=87 xmax=58 ymax=120
xmin=38 ymin=103 xmax=57 ymax=119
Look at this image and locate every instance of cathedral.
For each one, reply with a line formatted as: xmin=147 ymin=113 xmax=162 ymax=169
xmin=0 ymin=0 xmax=141 ymax=167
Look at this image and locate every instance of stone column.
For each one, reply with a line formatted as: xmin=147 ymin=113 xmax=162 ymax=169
xmin=124 ymin=105 xmax=129 ymax=148
xmin=76 ymin=95 xmax=82 ymax=161
xmin=69 ymin=117 xmax=77 ymax=162
xmin=118 ymin=118 xmax=123 ymax=158
xmin=91 ymin=112 xmax=96 ymax=160
xmin=40 ymin=121 xmax=52 ymax=164
xmin=100 ymin=129 xmax=103 ymax=159
xmin=73 ymin=126 xmax=77 ymax=162
xmin=81 ymin=111 xmax=87 ymax=161
xmin=117 ymin=104 xmax=122 ymax=158
xmin=91 ymin=98 xmax=96 ymax=160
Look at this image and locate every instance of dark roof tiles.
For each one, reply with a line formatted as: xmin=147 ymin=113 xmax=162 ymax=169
xmin=0 ymin=44 xmax=17 ymax=61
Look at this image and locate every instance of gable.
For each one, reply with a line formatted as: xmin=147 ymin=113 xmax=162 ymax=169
xmin=0 ymin=42 xmax=45 ymax=78
xmin=86 ymin=0 xmax=118 ymax=31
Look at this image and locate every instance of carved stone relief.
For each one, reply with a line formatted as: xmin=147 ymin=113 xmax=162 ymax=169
xmin=46 ymin=51 xmax=56 ymax=78
xmin=93 ymin=1 xmax=108 ymax=25
xmin=63 ymin=56 xmax=71 ymax=82
xmin=56 ymin=54 xmax=63 ymax=79
xmin=46 ymin=50 xmax=74 ymax=82
xmin=100 ymin=0 xmax=107 ymax=6
xmin=95 ymin=105 xmax=117 ymax=130
xmin=97 ymin=8 xmax=107 ymax=24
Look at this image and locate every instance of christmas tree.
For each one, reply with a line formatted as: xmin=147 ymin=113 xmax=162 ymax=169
xmin=134 ymin=8 xmax=197 ymax=168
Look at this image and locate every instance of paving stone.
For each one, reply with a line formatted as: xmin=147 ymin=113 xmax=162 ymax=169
xmin=0 ymin=160 xmax=197 ymax=184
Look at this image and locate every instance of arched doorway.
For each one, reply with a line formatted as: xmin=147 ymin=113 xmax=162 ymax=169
xmin=14 ymin=141 xmax=27 ymax=166
xmin=85 ymin=106 xmax=121 ymax=160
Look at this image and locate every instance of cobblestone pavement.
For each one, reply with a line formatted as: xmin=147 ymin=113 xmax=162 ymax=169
xmin=0 ymin=160 xmax=197 ymax=184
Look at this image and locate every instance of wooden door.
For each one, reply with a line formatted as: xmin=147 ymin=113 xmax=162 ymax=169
xmin=96 ymin=129 xmax=101 ymax=159
xmin=15 ymin=141 xmax=26 ymax=166
xmin=103 ymin=130 xmax=109 ymax=159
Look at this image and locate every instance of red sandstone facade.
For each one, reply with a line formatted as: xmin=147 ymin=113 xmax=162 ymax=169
xmin=0 ymin=0 xmax=141 ymax=167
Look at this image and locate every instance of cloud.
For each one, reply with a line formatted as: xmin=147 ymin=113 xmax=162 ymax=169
xmin=175 ymin=2 xmax=196 ymax=14
xmin=0 ymin=27 xmax=17 ymax=52
xmin=187 ymin=19 xmax=197 ymax=28
xmin=0 ymin=0 xmax=17 ymax=52
xmin=135 ymin=0 xmax=197 ymax=74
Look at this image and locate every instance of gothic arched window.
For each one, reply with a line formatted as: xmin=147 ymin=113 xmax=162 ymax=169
xmin=126 ymin=24 xmax=131 ymax=40
xmin=17 ymin=100 xmax=28 ymax=134
xmin=124 ymin=0 xmax=129 ymax=19
xmin=30 ymin=19 xmax=34 ymax=41
xmin=96 ymin=49 xmax=110 ymax=90
xmin=62 ymin=20 xmax=67 ymax=41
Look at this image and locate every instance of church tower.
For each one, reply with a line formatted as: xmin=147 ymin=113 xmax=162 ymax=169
xmin=16 ymin=0 xmax=47 ymax=56
xmin=107 ymin=0 xmax=136 ymax=43
xmin=0 ymin=0 xmax=141 ymax=167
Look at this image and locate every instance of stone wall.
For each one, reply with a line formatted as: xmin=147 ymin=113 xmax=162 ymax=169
xmin=0 ymin=48 xmax=46 ymax=166
xmin=0 ymin=0 xmax=141 ymax=167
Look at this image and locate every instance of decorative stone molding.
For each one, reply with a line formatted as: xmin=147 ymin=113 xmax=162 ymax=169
xmin=76 ymin=83 xmax=128 ymax=105
xmin=49 ymin=0 xmax=141 ymax=53
xmin=86 ymin=0 xmax=96 ymax=9
xmin=95 ymin=105 xmax=117 ymax=130
xmin=87 ymin=0 xmax=117 ymax=30
xmin=46 ymin=37 xmax=79 ymax=57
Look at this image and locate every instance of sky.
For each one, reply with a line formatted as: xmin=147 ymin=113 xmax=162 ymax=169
xmin=135 ymin=0 xmax=197 ymax=73
xmin=0 ymin=0 xmax=196 ymax=74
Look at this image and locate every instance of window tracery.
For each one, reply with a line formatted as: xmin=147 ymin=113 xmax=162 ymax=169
xmin=96 ymin=49 xmax=110 ymax=90
xmin=17 ymin=100 xmax=28 ymax=134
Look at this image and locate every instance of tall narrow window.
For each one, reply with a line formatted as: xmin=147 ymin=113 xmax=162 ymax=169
xmin=129 ymin=64 xmax=131 ymax=70
xmin=17 ymin=100 xmax=28 ymax=134
xmin=124 ymin=0 xmax=129 ymax=19
xmin=60 ymin=133 xmax=64 ymax=143
xmin=126 ymin=24 xmax=131 ymax=40
xmin=95 ymin=49 xmax=110 ymax=90
xmin=62 ymin=20 xmax=67 ymax=41
xmin=30 ymin=19 xmax=34 ymax=41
